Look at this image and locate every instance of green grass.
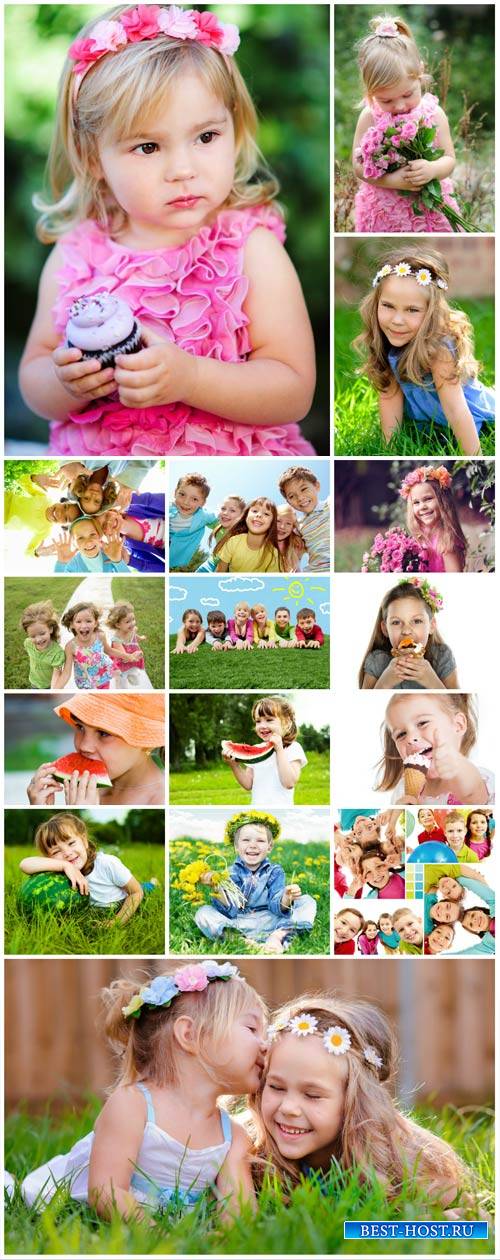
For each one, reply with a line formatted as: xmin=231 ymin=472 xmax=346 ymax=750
xmin=111 ymin=578 xmax=164 ymax=689
xmin=5 ymin=1100 xmax=494 ymax=1254
xmin=334 ymin=302 xmax=495 ymax=457
xmin=169 ymin=838 xmax=330 ymax=956
xmin=5 ymin=845 xmax=165 ymax=955
xmin=169 ymin=638 xmax=330 ymax=690
xmin=169 ymin=750 xmax=330 ymax=805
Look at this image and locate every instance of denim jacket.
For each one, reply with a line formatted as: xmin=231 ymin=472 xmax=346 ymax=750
xmin=211 ymin=857 xmax=290 ymax=919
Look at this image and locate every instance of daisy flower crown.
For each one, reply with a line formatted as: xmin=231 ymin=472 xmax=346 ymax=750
xmin=224 ymin=811 xmax=281 ymax=847
xmin=69 ymin=6 xmax=240 ymax=98
xmin=373 ymin=262 xmax=448 ymax=290
xmin=267 ymin=1012 xmax=383 ymax=1073
xmin=122 ymin=961 xmax=240 ymax=1019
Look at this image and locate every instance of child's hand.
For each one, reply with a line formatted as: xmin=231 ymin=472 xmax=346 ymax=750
xmin=396 ymin=656 xmax=439 ymax=687
xmin=200 ymin=871 xmax=214 ymax=885
xmin=282 ymin=882 xmax=301 ymax=908
xmin=52 ymin=345 xmax=116 ymax=403
xmin=267 ymin=718 xmax=284 ymax=749
xmin=61 ymin=862 xmax=89 ymax=896
xmin=63 ymin=770 xmax=101 ymax=805
xmin=172 ymin=644 xmax=186 ymax=655
xmin=403 ymin=159 xmax=434 ymax=188
xmin=212 ymin=641 xmax=223 ymax=651
xmin=27 ymin=763 xmax=59 ymax=805
xmin=114 ymin=329 xmax=195 ymax=408
xmin=222 ymin=749 xmax=236 ymax=763
xmin=431 ymin=728 xmax=465 ymax=783
xmin=51 ymin=536 xmax=77 ymax=565
xmin=102 ymin=533 xmax=124 ymax=563
xmin=114 ymin=485 xmax=133 ymax=510
xmin=306 ymin=640 xmax=321 ymax=649
xmin=186 ymin=643 xmax=199 ymax=655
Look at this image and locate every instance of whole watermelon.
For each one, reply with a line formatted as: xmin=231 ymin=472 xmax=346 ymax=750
xmin=18 ymin=873 xmax=86 ymax=914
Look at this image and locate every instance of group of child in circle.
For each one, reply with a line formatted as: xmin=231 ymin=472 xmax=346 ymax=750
xmin=335 ymin=811 xmax=405 ymax=903
xmin=173 ymin=603 xmax=325 ymax=654
xmin=169 ymin=467 xmax=329 ymax=574
xmin=335 ymin=904 xmax=422 ymax=958
xmin=424 ymin=859 xmax=495 ymax=959
xmin=20 ymin=598 xmax=151 ymax=690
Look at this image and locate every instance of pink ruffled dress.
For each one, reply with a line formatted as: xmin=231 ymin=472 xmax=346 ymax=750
xmin=50 ymin=207 xmax=315 ymax=457
xmin=354 ymin=94 xmax=462 ymax=234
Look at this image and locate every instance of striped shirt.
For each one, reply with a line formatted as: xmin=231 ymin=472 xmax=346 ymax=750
xmin=300 ymin=498 xmax=330 ymax=571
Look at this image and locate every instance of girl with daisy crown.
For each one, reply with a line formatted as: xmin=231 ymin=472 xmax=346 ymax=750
xmin=353 ymin=247 xmax=494 ymax=455
xmin=250 ymin=992 xmax=475 ymax=1213
xmin=19 ymin=5 xmax=317 ymax=458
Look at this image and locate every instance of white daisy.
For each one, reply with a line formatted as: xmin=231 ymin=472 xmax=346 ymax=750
xmin=323 ymin=1025 xmax=352 ymax=1055
xmin=378 ymin=264 xmax=392 ymax=278
xmin=289 ymin=1013 xmax=319 ymax=1037
xmin=364 ymin=1045 xmax=383 ymax=1070
xmin=436 ymin=278 xmax=448 ymax=290
xmin=267 ymin=1014 xmax=289 ymax=1043
xmin=416 ymin=268 xmax=432 ymax=286
xmin=394 ymin=262 xmax=412 ymax=277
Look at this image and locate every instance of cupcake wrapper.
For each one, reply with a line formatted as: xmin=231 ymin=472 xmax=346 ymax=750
xmin=68 ymin=322 xmax=143 ymax=368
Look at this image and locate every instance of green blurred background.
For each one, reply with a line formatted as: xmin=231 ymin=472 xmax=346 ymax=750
xmin=5 ymin=4 xmax=329 ymax=450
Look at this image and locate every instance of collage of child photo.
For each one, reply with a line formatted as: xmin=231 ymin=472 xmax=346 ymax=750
xmin=2 ymin=4 xmax=495 ymax=1258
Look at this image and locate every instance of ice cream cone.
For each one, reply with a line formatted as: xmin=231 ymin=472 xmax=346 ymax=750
xmin=403 ymin=766 xmax=427 ymax=797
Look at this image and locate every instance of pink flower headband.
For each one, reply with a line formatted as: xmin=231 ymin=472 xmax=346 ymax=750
xmin=122 ymin=960 xmax=239 ymax=1019
xmin=69 ymin=5 xmax=240 ymax=97
xmin=373 ymin=19 xmax=400 ymax=39
xmin=373 ymin=262 xmax=448 ymax=290
xmin=407 ymin=576 xmax=443 ymax=615
xmin=399 ymin=465 xmax=453 ymax=498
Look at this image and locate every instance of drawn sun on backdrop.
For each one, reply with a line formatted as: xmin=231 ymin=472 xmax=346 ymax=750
xmin=271 ymin=578 xmax=328 ymax=608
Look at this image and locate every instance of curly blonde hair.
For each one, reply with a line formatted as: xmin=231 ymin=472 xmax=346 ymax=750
xmin=249 ymin=992 xmax=467 ymax=1206
xmin=20 ymin=600 xmax=61 ymax=643
xmin=35 ymin=4 xmax=281 ymax=242
xmin=353 ymin=247 xmax=479 ymax=394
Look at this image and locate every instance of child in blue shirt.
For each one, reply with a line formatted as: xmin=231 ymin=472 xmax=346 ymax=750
xmin=195 ymin=812 xmax=317 ymax=953
xmin=169 ymin=474 xmax=217 ymax=570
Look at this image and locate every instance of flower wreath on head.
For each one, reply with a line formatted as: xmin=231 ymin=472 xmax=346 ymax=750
xmin=407 ymin=576 xmax=443 ymax=615
xmin=399 ymin=465 xmax=453 ymax=498
xmin=224 ymin=811 xmax=281 ymax=847
xmin=373 ymin=262 xmax=448 ymax=290
xmin=122 ymin=961 xmax=239 ymax=1019
xmin=267 ymin=1011 xmax=383 ymax=1074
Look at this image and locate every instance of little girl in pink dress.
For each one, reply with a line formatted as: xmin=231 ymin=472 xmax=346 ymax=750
xmin=20 ymin=6 xmax=316 ymax=457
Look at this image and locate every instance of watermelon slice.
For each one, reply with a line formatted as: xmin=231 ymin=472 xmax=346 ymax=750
xmin=221 ymin=740 xmax=274 ymax=763
xmin=51 ymin=753 xmax=112 ymax=789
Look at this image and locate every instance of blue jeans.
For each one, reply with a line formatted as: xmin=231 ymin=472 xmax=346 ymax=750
xmin=195 ymin=895 xmax=317 ymax=943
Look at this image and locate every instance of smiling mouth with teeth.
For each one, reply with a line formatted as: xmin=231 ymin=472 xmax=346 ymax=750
xmin=277 ymin=1123 xmax=312 ymax=1136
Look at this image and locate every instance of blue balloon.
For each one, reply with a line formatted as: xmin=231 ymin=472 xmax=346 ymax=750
xmin=408 ymin=842 xmax=458 ymax=864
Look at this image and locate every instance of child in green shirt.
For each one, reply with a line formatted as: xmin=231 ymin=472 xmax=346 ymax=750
xmin=20 ymin=601 xmax=65 ymax=690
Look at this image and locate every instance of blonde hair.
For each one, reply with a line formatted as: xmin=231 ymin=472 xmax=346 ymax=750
xmin=405 ymin=480 xmax=468 ymax=565
xmin=61 ymin=601 xmax=101 ymax=632
xmin=35 ymin=4 xmax=280 ymax=242
xmin=357 ymin=15 xmax=431 ymax=99
xmin=277 ymin=505 xmax=306 ymax=572
xmin=359 ymin=580 xmax=445 ymax=687
xmin=376 ymin=694 xmax=478 ymax=791
xmin=250 ymin=993 xmax=466 ymax=1203
xmin=353 ymin=247 xmax=479 ymax=395
xmin=101 ymin=968 xmax=266 ymax=1089
xmin=252 ymin=696 xmax=297 ymax=746
xmin=107 ymin=601 xmax=135 ymax=630
xmin=20 ymin=600 xmax=60 ymax=642
xmin=35 ymin=811 xmax=96 ymax=876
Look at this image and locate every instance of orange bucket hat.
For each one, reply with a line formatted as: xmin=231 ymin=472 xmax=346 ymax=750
xmin=54 ymin=693 xmax=165 ymax=749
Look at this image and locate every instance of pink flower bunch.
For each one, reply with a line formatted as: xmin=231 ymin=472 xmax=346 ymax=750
xmin=399 ymin=465 xmax=453 ymax=498
xmin=361 ymin=527 xmax=430 ymax=573
xmin=69 ymin=5 xmax=240 ymax=85
xmin=358 ymin=97 xmax=439 ymax=180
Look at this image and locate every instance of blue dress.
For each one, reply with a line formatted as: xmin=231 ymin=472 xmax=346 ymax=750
xmin=387 ymin=346 xmax=495 ymax=433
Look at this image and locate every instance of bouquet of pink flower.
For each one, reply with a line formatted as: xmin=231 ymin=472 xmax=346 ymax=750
xmin=356 ymin=103 xmax=476 ymax=233
xmin=361 ymin=527 xmax=430 ymax=573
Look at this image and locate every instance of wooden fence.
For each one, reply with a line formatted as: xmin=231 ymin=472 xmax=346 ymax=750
xmin=5 ymin=958 xmax=494 ymax=1107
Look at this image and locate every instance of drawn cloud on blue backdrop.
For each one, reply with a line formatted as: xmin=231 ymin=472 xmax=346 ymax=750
xmin=200 ymin=597 xmax=221 ymax=607
xmin=319 ymin=602 xmax=330 ymax=615
xmin=170 ymin=586 xmax=187 ymax=602
xmin=218 ymin=577 xmax=265 ymax=592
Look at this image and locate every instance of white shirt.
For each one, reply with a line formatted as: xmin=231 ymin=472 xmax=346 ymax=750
xmin=250 ymin=741 xmax=307 ymax=807
xmin=87 ymin=851 xmax=132 ymax=905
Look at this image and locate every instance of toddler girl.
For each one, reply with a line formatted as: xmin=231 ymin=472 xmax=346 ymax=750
xmin=197 ymin=496 xmax=246 ymax=573
xmin=12 ymin=962 xmax=265 ymax=1217
xmin=276 ymin=506 xmax=306 ymax=573
xmin=360 ymin=577 xmax=457 ymax=690
xmin=400 ymin=465 xmax=467 ymax=572
xmin=354 ymin=249 xmax=494 ymax=455
xmin=20 ymin=5 xmax=316 ymax=457
xmin=222 ymin=696 xmax=306 ymax=808
xmin=228 ymin=602 xmax=254 ymax=650
xmin=20 ymin=812 xmax=155 ymax=926
xmin=19 ymin=600 xmax=66 ymax=690
xmin=28 ymin=691 xmax=165 ymax=806
xmin=215 ymin=498 xmax=281 ymax=573
xmin=172 ymin=609 xmax=205 ymax=655
xmin=352 ymin=17 xmax=462 ymax=234
xmin=377 ymin=693 xmax=494 ymax=807
xmin=107 ymin=601 xmax=153 ymax=688
xmin=55 ymin=516 xmax=131 ymax=572
xmin=251 ymin=605 xmax=276 ymax=649
xmin=58 ymin=602 xmax=118 ymax=689
xmin=465 ymin=810 xmax=492 ymax=862
xmin=253 ymin=993 xmax=475 ymax=1214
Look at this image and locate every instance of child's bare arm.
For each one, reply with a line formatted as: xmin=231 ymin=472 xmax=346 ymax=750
xmin=19 ymin=245 xmax=116 ymax=422
xmin=20 ymin=853 xmax=89 ymax=895
xmin=379 ymin=385 xmax=404 ymax=441
xmin=222 ymin=754 xmax=253 ymax=791
xmin=88 ymin=1089 xmax=147 ymax=1221
xmin=109 ymin=876 xmax=144 ymax=927
xmin=172 ymin=628 xmax=188 ymax=654
xmin=215 ymin=1123 xmax=257 ymax=1221
xmin=53 ymin=642 xmax=74 ymax=690
xmin=186 ymin=629 xmax=205 ymax=654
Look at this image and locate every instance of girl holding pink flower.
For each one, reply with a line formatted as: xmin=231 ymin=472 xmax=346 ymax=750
xmin=10 ymin=962 xmax=267 ymax=1220
xmin=401 ymin=466 xmax=468 ymax=572
xmin=353 ymin=247 xmax=494 ymax=456
xmin=351 ymin=15 xmax=463 ymax=233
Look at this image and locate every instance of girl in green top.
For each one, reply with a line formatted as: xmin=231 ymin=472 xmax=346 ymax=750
xmin=20 ymin=601 xmax=66 ymax=690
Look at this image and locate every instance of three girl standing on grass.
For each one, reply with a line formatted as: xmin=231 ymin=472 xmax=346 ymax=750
xmin=19 ymin=599 xmax=153 ymax=689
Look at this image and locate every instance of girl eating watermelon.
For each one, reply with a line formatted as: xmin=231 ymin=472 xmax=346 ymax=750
xmin=26 ymin=693 xmax=164 ymax=806
xmin=222 ymin=696 xmax=306 ymax=807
